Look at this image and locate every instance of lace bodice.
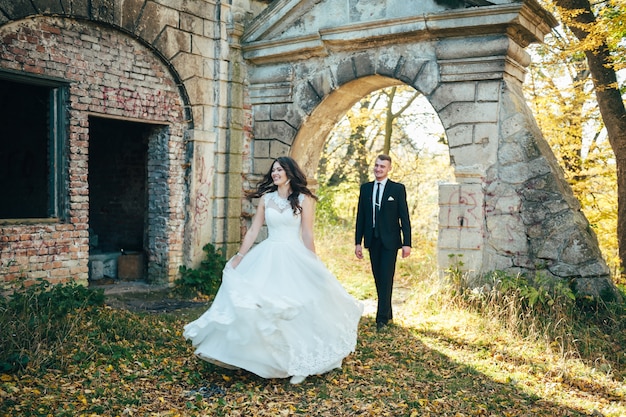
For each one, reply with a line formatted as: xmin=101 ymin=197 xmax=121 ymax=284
xmin=264 ymin=192 xmax=304 ymax=243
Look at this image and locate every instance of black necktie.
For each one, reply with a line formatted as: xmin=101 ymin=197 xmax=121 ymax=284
xmin=374 ymin=182 xmax=381 ymax=237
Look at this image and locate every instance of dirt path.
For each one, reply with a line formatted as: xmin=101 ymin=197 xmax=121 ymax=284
xmin=94 ymin=280 xmax=412 ymax=316
xmin=91 ymin=281 xmax=208 ymax=313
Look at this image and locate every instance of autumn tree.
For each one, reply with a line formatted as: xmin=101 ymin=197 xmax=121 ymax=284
xmin=526 ymin=12 xmax=619 ymax=273
xmin=545 ymin=0 xmax=626 ymax=275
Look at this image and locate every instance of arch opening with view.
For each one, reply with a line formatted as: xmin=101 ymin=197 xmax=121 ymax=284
xmin=240 ymin=0 xmax=619 ymax=299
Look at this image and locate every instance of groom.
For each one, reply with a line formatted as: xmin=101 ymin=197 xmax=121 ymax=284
xmin=355 ymin=154 xmax=411 ymax=331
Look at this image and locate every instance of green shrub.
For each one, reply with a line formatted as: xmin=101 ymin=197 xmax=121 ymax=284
xmin=0 ymin=279 xmax=104 ymax=373
xmin=314 ymin=185 xmax=338 ymax=225
xmin=175 ymin=243 xmax=226 ymax=298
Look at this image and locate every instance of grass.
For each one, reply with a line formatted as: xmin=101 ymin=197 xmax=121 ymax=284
xmin=1 ymin=224 xmax=625 ymax=416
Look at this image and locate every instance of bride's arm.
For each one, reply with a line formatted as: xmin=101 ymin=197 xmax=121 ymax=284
xmin=230 ymin=200 xmax=265 ymax=268
xmin=301 ymin=195 xmax=316 ymax=254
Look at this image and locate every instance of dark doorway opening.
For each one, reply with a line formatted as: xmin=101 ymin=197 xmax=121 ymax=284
xmin=88 ymin=117 xmax=151 ymax=281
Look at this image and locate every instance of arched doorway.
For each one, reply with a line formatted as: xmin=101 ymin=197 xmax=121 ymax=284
xmin=241 ymin=0 xmax=618 ymax=298
xmin=0 ymin=15 xmax=188 ymax=285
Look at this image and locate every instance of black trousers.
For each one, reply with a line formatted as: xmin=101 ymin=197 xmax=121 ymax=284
xmin=368 ymin=236 xmax=398 ymax=325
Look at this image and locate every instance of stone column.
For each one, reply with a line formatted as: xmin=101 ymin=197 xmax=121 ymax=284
xmin=221 ymin=11 xmax=247 ymax=257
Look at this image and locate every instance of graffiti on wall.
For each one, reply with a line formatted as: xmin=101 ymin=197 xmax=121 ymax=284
xmin=442 ymin=188 xmax=481 ymax=229
xmin=192 ymin=155 xmax=214 ymax=245
xmin=102 ymin=87 xmax=174 ymax=118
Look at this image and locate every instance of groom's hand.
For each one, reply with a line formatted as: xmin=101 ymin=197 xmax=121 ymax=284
xmin=355 ymin=244 xmax=364 ymax=259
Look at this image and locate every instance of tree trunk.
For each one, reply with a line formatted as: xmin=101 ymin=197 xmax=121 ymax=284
xmin=554 ymin=0 xmax=626 ymax=276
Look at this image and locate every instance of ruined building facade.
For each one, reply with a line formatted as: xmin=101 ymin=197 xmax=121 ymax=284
xmin=0 ymin=0 xmax=618 ymax=299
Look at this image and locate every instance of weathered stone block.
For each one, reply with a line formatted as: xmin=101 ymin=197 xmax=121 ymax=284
xmin=486 ymin=214 xmax=528 ymax=255
xmin=449 ymin=140 xmax=498 ymax=169
xmin=561 ymin=229 xmax=602 ymax=265
xmin=414 ymin=59 xmax=439 ymax=96
xmin=118 ymin=0 xmax=144 ymax=31
xmin=440 ymin=205 xmax=482 ymax=229
xmin=438 ymin=182 xmax=460 ymax=206
xmin=353 ymin=52 xmax=375 ymax=78
xmin=459 ymin=228 xmax=483 ymax=250
xmin=297 ymin=82 xmax=323 ymax=114
xmin=253 ymin=140 xmax=270 ymax=158
xmin=254 ymin=104 xmax=272 ymax=121
xmin=155 ymin=27 xmax=192 ymax=59
xmin=573 ymin=277 xmax=614 ymax=299
xmin=376 ymin=50 xmax=402 ymax=78
xmin=169 ymin=51 xmax=201 ymax=79
xmin=492 ymin=194 xmax=521 ymax=215
xmin=308 ymin=70 xmax=334 ymax=99
xmin=33 ymin=0 xmax=64 ymax=14
xmin=439 ymin=102 xmax=499 ymax=128
xmin=136 ymin=2 xmax=179 ymax=43
xmin=473 ymin=123 xmax=497 ymax=145
xmin=534 ymin=234 xmax=564 ymax=261
xmin=90 ymin=0 xmax=116 ymax=23
xmin=499 ymin=156 xmax=551 ymax=184
xmin=500 ymin=112 xmax=527 ymax=139
xmin=254 ymin=158 xmax=274 ymax=177
xmin=254 ymin=120 xmax=296 ymax=142
xmin=270 ymin=140 xmax=291 ymax=156
xmin=192 ymin=35 xmax=216 ymax=59
xmin=476 ymin=81 xmax=501 ymax=101
xmin=436 ymin=35 xmax=511 ymax=61
xmin=498 ymin=142 xmax=526 ymax=165
xmin=458 ymin=182 xmax=483 ymax=204
xmin=184 ymin=76 xmax=214 ymax=105
xmin=395 ymin=58 xmax=424 ymax=85
xmin=428 ymin=82 xmax=476 ymax=112
xmin=336 ymin=57 xmax=356 ymax=86
xmin=519 ymin=201 xmax=551 ymax=225
xmin=271 ymin=104 xmax=302 ymax=127
xmin=438 ymin=227 xmax=460 ymax=249
xmin=577 ymin=262 xmax=610 ymax=278
xmin=181 ymin=12 xmax=204 ymax=36
xmin=445 ymin=124 xmax=473 ymax=148
xmin=249 ymin=83 xmax=294 ymax=105
xmin=487 ymin=251 xmax=514 ymax=271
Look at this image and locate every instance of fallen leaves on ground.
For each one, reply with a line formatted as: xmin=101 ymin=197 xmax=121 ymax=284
xmin=0 ymin=305 xmax=622 ymax=416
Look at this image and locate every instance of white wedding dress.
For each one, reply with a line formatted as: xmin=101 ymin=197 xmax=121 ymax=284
xmin=183 ymin=192 xmax=363 ymax=380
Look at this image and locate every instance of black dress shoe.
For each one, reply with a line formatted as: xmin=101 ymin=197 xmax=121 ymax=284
xmin=376 ymin=319 xmax=394 ymax=332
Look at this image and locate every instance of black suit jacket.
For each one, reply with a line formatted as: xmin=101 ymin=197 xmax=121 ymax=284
xmin=355 ymin=179 xmax=411 ymax=250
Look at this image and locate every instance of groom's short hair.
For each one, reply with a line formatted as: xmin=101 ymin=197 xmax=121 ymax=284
xmin=377 ymin=154 xmax=392 ymax=164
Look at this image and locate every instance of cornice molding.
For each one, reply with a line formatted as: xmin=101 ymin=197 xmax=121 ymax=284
xmin=242 ymin=2 xmax=556 ymax=65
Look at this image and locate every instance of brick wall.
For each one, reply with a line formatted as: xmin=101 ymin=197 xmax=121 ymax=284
xmin=0 ymin=16 xmax=187 ymax=288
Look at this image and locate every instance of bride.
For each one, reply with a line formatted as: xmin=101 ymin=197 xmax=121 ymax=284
xmin=183 ymin=156 xmax=363 ymax=384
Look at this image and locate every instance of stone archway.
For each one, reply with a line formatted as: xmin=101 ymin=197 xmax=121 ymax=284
xmin=241 ymin=0 xmax=618 ymax=298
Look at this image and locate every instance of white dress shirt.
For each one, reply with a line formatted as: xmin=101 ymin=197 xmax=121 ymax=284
xmin=372 ymin=178 xmax=388 ymax=226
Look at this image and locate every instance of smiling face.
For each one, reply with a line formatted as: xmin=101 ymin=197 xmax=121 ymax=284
xmin=373 ymin=158 xmax=391 ymax=182
xmin=271 ymin=161 xmax=289 ymax=186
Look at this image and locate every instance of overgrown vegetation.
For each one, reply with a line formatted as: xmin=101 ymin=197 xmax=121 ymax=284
xmin=0 ymin=279 xmax=104 ymax=373
xmin=1 ymin=225 xmax=625 ymax=416
xmin=441 ymin=260 xmax=626 ymax=375
xmin=175 ymin=243 xmax=227 ymax=298
xmin=0 ymin=221 xmax=624 ymax=415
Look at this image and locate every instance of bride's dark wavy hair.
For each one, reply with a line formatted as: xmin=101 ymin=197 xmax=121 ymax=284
xmin=247 ymin=156 xmax=317 ymax=214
